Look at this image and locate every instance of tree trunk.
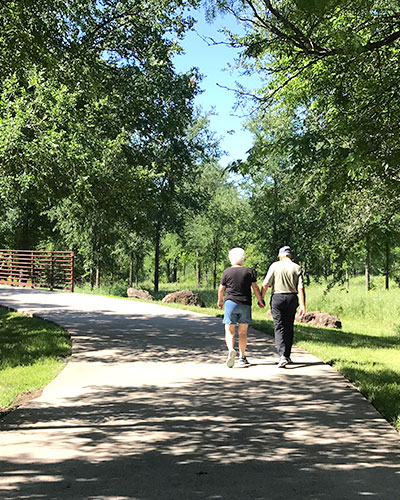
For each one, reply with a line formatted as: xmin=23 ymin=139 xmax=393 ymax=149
xmin=213 ymin=247 xmax=218 ymax=290
xmin=90 ymin=268 xmax=94 ymax=291
xmin=272 ymin=177 xmax=278 ymax=251
xmin=129 ymin=254 xmax=133 ymax=288
xmin=365 ymin=236 xmax=370 ymax=292
xmin=154 ymin=221 xmax=161 ymax=292
xmin=95 ymin=267 xmax=100 ymax=288
xmin=166 ymin=260 xmax=172 ymax=282
xmin=173 ymin=259 xmax=178 ymax=282
xmin=135 ymin=253 xmax=140 ymax=287
xmin=385 ymin=239 xmax=390 ymax=290
xmin=345 ymin=268 xmax=349 ymax=291
xmin=196 ymin=250 xmax=201 ymax=285
xmin=303 ymin=263 xmax=310 ymax=286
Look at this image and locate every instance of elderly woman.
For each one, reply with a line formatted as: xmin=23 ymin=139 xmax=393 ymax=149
xmin=218 ymin=247 xmax=264 ymax=367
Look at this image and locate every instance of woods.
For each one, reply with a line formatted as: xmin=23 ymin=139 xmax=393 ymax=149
xmin=1 ymin=0 xmax=399 ymax=291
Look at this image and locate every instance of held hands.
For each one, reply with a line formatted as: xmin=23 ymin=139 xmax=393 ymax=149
xmin=258 ymin=299 xmax=265 ymax=309
xmin=218 ymin=300 xmax=224 ymax=309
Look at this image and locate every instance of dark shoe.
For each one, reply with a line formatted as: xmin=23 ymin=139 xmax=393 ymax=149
xmin=238 ymin=356 xmax=250 ymax=367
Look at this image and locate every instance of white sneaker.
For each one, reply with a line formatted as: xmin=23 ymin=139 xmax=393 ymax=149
xmin=226 ymin=349 xmax=236 ymax=368
xmin=276 ymin=356 xmax=292 ymax=365
xmin=277 ymin=356 xmax=289 ymax=368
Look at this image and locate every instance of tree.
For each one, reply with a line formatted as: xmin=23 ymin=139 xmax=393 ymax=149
xmin=213 ymin=0 xmax=400 ymax=284
xmin=0 ymin=0 xmax=200 ymax=281
xmin=183 ymin=162 xmax=250 ymax=288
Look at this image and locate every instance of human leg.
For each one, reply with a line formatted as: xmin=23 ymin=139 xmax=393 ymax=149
xmin=281 ymin=295 xmax=298 ymax=358
xmin=225 ymin=324 xmax=236 ymax=367
xmin=238 ymin=323 xmax=248 ymax=358
xmin=270 ymin=295 xmax=286 ymax=357
xmin=225 ymin=323 xmax=236 ymax=352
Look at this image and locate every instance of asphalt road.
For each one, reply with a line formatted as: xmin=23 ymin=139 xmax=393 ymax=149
xmin=0 ymin=286 xmax=399 ymax=499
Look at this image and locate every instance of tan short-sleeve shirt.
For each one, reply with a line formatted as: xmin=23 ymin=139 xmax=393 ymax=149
xmin=263 ymin=259 xmax=304 ymax=295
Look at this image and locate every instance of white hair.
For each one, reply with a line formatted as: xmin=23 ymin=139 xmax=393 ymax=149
xmin=229 ymin=247 xmax=245 ymax=265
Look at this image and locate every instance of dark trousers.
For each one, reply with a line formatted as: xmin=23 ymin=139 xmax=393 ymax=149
xmin=270 ymin=293 xmax=298 ymax=358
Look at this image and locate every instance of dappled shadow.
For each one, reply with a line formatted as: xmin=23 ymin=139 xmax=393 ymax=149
xmin=294 ymin=322 xmax=400 ymax=349
xmin=289 ymin=322 xmax=400 ymax=427
xmin=0 ymin=288 xmax=275 ymax=364
xmin=1 ymin=374 xmax=400 ymax=499
xmin=0 ymin=287 xmax=399 ymax=499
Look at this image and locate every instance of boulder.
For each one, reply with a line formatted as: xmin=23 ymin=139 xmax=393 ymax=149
xmin=162 ymin=290 xmax=205 ymax=307
xmin=266 ymin=309 xmax=341 ymax=329
xmin=127 ymin=288 xmax=153 ymax=301
xmin=295 ymin=311 xmax=342 ymax=329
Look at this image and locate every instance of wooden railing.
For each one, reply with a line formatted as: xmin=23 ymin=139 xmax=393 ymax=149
xmin=0 ymin=250 xmax=74 ymax=292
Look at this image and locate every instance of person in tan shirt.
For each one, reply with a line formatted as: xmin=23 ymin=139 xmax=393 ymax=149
xmin=261 ymin=246 xmax=305 ymax=368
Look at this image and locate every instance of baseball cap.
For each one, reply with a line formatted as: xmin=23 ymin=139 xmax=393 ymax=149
xmin=278 ymin=246 xmax=292 ymax=257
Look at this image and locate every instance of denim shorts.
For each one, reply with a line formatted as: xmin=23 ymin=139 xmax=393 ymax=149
xmin=223 ymin=300 xmax=252 ymax=324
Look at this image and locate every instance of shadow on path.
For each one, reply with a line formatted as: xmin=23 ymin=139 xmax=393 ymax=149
xmin=0 ymin=288 xmax=399 ymax=499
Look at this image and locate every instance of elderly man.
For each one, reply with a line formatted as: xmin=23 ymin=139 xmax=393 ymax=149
xmin=218 ymin=247 xmax=264 ymax=368
xmin=261 ymin=246 xmax=306 ymax=368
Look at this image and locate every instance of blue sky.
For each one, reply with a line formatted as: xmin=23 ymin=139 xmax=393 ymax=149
xmin=173 ymin=10 xmax=261 ymax=167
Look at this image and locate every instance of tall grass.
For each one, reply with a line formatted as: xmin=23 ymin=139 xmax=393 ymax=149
xmin=302 ymin=276 xmax=400 ymax=337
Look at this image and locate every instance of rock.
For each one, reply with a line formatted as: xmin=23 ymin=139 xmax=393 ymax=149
xmin=296 ymin=311 xmax=342 ymax=329
xmin=295 ymin=311 xmax=342 ymax=329
xmin=127 ymin=288 xmax=153 ymax=301
xmin=162 ymin=290 xmax=205 ymax=307
xmin=267 ymin=309 xmax=341 ymax=329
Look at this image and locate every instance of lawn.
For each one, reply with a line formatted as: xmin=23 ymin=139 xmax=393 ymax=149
xmin=0 ymin=307 xmax=71 ymax=412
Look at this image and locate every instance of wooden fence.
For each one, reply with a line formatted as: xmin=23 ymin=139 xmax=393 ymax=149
xmin=0 ymin=250 xmax=74 ymax=292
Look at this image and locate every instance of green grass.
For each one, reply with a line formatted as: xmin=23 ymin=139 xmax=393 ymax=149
xmin=0 ymin=307 xmax=72 ymax=411
xmin=76 ymin=277 xmax=400 ymax=431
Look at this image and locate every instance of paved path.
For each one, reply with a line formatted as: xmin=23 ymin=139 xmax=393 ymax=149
xmin=0 ymin=287 xmax=399 ymax=500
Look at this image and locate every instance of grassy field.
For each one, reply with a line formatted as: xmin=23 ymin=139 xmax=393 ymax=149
xmin=77 ymin=277 xmax=400 ymax=431
xmin=0 ymin=307 xmax=71 ymax=412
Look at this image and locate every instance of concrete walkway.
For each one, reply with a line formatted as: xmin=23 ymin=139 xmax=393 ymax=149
xmin=0 ymin=287 xmax=399 ymax=500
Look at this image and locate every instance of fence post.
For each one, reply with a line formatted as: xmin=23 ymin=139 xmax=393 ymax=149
xmin=71 ymin=252 xmax=75 ymax=292
xmin=50 ymin=251 xmax=54 ymax=291
xmin=30 ymin=251 xmax=34 ymax=288
xmin=10 ymin=250 xmax=14 ymax=286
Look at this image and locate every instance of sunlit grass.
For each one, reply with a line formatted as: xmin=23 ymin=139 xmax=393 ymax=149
xmin=0 ymin=307 xmax=71 ymax=411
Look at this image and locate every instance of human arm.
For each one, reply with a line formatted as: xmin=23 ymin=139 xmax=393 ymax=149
xmin=298 ymin=287 xmax=306 ymax=317
xmin=252 ymin=282 xmax=265 ymax=308
xmin=218 ymin=284 xmax=226 ymax=309
xmin=297 ymin=267 xmax=306 ymax=317
xmin=261 ymin=264 xmax=273 ymax=301
xmin=261 ymin=283 xmax=269 ymax=301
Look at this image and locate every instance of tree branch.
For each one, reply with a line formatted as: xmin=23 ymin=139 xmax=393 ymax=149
xmin=364 ymin=29 xmax=400 ymax=51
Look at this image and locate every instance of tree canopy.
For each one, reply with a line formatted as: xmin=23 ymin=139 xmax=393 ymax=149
xmin=1 ymin=0 xmax=399 ymax=290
